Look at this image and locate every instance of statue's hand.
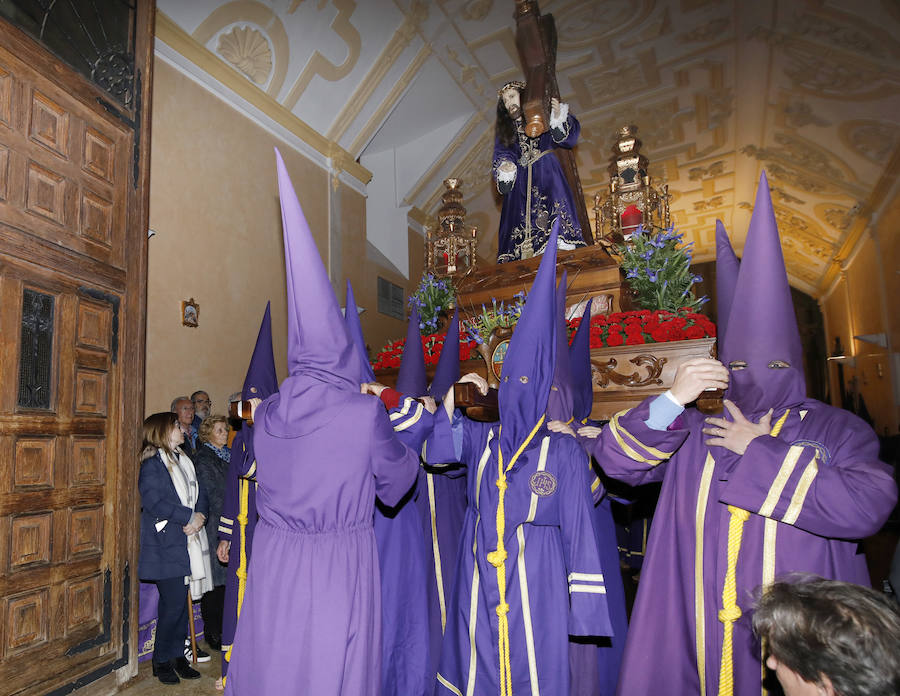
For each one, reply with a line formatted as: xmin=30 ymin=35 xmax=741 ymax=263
xmin=550 ymin=97 xmax=560 ymax=120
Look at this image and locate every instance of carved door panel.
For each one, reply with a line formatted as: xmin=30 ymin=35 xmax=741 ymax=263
xmin=0 ymin=3 xmax=152 ymax=693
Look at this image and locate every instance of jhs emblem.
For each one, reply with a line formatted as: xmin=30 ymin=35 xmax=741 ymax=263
xmin=529 ymin=471 xmax=557 ymax=497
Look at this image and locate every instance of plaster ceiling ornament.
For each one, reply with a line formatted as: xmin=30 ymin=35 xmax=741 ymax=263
xmin=781 ymin=46 xmax=886 ymax=98
xmin=792 ymin=11 xmax=889 ymax=59
xmin=678 ymin=17 xmax=729 ymax=43
xmin=841 ymin=120 xmax=900 ymax=164
xmin=461 ymin=0 xmax=493 ymax=22
xmin=687 ymin=161 xmax=725 ymax=181
xmin=777 ymin=98 xmax=831 ymax=129
xmin=554 ymin=0 xmax=641 ymax=46
xmin=693 ymin=196 xmax=724 ymax=212
xmin=821 ymin=205 xmax=860 ymax=233
xmin=770 ymin=187 xmax=805 ymax=206
xmin=587 ymin=98 xmax=688 ymax=151
xmin=217 ymin=25 xmax=273 ymax=86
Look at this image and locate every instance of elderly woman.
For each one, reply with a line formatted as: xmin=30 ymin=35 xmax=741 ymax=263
xmin=139 ymin=412 xmax=213 ymax=685
xmin=193 ymin=414 xmax=231 ymax=653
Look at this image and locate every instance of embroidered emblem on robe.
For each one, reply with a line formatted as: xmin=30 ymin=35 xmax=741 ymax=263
xmin=529 ymin=471 xmax=558 ymax=496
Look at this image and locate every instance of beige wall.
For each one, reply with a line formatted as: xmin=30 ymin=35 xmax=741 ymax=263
xmin=146 ymin=59 xmax=331 ymax=415
xmin=821 ymin=192 xmax=900 ymax=436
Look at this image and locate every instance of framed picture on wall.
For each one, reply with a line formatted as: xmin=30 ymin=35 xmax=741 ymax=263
xmin=182 ymin=298 xmax=199 ymax=327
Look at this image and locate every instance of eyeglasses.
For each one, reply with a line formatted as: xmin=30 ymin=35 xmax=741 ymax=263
xmin=193 ymin=399 xmax=212 ymax=406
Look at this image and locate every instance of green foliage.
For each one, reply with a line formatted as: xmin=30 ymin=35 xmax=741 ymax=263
xmin=616 ymin=226 xmax=708 ymax=313
xmin=409 ymin=273 xmax=456 ymax=335
xmin=462 ymin=292 xmax=526 ymax=345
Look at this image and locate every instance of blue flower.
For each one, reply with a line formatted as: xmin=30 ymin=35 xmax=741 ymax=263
xmin=419 ymin=322 xmax=425 ymax=329
xmin=626 ymin=268 xmax=640 ymax=279
xmin=650 ymin=234 xmax=666 ymax=248
xmin=692 ymin=275 xmax=703 ymax=283
xmin=647 ymin=268 xmax=658 ymax=283
xmin=641 ymin=249 xmax=654 ymax=261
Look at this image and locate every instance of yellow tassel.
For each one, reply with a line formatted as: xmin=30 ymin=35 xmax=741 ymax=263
xmin=716 ymin=409 xmax=789 ymax=695
xmin=493 ymin=417 xmax=544 ymax=696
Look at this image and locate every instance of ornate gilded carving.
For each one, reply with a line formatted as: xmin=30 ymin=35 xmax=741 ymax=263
xmin=693 ymin=196 xmax=724 ymax=211
xmin=217 ymin=26 xmax=273 ymax=85
xmin=776 ymin=98 xmax=830 ymax=129
xmin=592 ymin=355 xmax=667 ymax=389
xmin=688 ymin=161 xmax=725 ymax=181
xmin=840 ymin=120 xmax=900 ymax=164
xmin=461 ymin=0 xmax=493 ymax=21
xmin=679 ymin=17 xmax=729 ymax=43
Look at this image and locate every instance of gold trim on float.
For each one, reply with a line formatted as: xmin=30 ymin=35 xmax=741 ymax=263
xmin=694 ymin=452 xmax=716 ymax=696
xmin=155 ymin=10 xmax=372 ymax=185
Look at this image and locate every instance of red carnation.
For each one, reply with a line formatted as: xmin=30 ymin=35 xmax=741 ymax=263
xmin=606 ymin=333 xmax=625 ymax=347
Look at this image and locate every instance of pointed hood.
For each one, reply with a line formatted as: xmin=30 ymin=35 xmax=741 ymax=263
xmin=569 ymin=299 xmax=594 ymax=423
xmin=396 ymin=305 xmax=427 ymax=397
xmin=498 ymin=223 xmax=558 ymax=456
xmin=715 ymin=219 xmax=740 ymax=340
xmin=721 ymin=172 xmax=805 ymax=415
xmin=261 ymin=149 xmax=358 ymax=438
xmin=343 ymin=280 xmax=376 ymax=383
xmin=546 ymin=272 xmax=574 ymax=423
xmin=428 ymin=307 xmax=460 ymax=400
xmin=242 ymin=302 xmax=278 ymax=402
xmin=237 ymin=302 xmax=278 ymax=466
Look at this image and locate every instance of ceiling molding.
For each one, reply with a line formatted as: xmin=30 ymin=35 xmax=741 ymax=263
xmin=348 ymin=43 xmax=432 ymax=157
xmin=155 ymin=9 xmax=372 ymax=185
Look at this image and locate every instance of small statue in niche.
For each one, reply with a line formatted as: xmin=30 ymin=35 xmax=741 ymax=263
xmin=492 ymin=81 xmax=586 ymax=263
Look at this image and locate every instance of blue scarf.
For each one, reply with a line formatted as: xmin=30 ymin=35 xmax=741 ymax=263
xmin=203 ymin=441 xmax=231 ymax=463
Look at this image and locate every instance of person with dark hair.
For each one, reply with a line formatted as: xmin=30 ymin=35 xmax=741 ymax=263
xmin=191 ymin=390 xmax=212 ymax=429
xmin=138 ymin=411 xmax=212 ymax=685
xmin=752 ymin=577 xmax=900 ymax=696
xmin=492 ymin=80 xmax=586 ymax=263
xmin=193 ymin=414 xmax=231 ymax=653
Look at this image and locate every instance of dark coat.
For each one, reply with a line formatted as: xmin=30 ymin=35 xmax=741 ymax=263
xmin=192 ymin=443 xmax=229 ymax=587
xmin=138 ymin=449 xmax=209 ymax=581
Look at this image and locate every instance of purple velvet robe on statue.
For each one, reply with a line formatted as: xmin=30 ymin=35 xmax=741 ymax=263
xmin=493 ymin=113 xmax=585 ymax=263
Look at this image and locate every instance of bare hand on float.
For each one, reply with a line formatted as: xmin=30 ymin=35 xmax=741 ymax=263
xmin=669 ymin=358 xmax=729 ymax=406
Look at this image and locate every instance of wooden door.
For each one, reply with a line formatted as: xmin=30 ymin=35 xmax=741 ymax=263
xmin=0 ymin=2 xmax=153 ymax=693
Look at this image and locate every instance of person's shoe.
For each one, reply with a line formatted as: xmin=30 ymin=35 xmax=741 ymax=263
xmin=151 ymin=659 xmax=180 ymax=685
xmin=184 ymin=638 xmax=211 ymax=663
xmin=173 ymin=657 xmax=201 ymax=680
xmin=206 ymin=633 xmax=222 ymax=651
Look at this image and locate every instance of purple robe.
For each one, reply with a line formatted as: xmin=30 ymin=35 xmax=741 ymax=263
xmin=415 ymin=463 xmax=467 ymax=692
xmin=428 ymin=415 xmax=612 ymax=695
xmin=493 ymin=114 xmax=585 ymax=263
xmin=224 ymin=396 xmax=420 ymax=695
xmin=585 ymin=397 xmax=897 ymax=696
xmin=377 ymin=396 xmax=433 ymax=695
xmin=219 ymin=429 xmax=258 ymax=678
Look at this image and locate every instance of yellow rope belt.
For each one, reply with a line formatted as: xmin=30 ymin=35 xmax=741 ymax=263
xmin=488 ymin=417 xmax=544 ymax=696
xmin=223 ymin=473 xmax=252 ymax=677
xmin=717 ymin=410 xmax=789 ymax=696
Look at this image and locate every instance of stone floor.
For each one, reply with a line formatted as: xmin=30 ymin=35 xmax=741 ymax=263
xmin=120 ymin=649 xmax=223 ymax=695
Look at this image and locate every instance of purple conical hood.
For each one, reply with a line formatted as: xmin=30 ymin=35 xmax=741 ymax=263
xmin=498 ymin=222 xmax=558 ymax=456
xmin=238 ymin=302 xmax=278 ymax=468
xmin=242 ymin=302 xmax=278 ymax=401
xmin=343 ymin=280 xmax=375 ymax=383
xmin=396 ymin=305 xmax=427 ymax=397
xmin=428 ymin=308 xmax=460 ymax=400
xmin=721 ymin=172 xmax=805 ymax=415
xmin=715 ymin=219 xmax=740 ymax=340
xmin=547 ymin=272 xmax=574 ymax=422
xmin=260 ymin=149 xmax=358 ymax=438
xmin=569 ymin=299 xmax=593 ymax=422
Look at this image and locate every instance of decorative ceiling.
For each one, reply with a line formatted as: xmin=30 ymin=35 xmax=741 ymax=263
xmin=156 ymin=0 xmax=900 ymax=297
